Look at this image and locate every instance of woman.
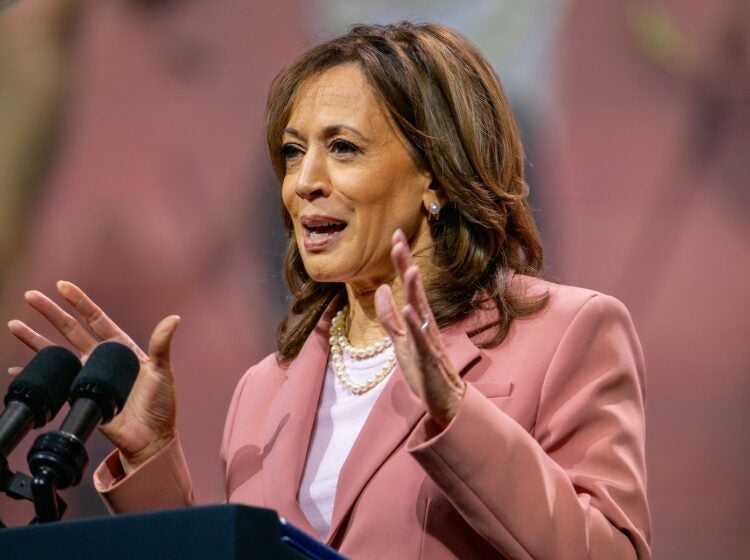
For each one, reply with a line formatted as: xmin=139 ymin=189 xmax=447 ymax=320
xmin=8 ymin=22 xmax=650 ymax=559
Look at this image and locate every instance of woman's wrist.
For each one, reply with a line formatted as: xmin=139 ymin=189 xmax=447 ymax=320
xmin=430 ymin=380 xmax=467 ymax=429
xmin=118 ymin=433 xmax=176 ymax=476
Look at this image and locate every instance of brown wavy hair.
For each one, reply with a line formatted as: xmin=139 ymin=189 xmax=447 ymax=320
xmin=266 ymin=22 xmax=548 ymax=363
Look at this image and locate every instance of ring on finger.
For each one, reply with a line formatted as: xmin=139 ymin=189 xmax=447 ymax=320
xmin=420 ymin=316 xmax=430 ymax=331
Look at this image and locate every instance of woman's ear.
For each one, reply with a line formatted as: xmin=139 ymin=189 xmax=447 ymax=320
xmin=421 ymin=177 xmax=448 ymax=216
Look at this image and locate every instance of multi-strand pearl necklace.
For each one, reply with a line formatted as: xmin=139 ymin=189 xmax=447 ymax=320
xmin=329 ymin=306 xmax=396 ymax=395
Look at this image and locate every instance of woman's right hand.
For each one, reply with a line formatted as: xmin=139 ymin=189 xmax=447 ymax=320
xmin=7 ymin=280 xmax=180 ymax=474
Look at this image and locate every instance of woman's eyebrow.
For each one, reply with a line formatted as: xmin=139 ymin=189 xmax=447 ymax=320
xmin=321 ymin=124 xmax=370 ymax=142
xmin=283 ymin=124 xmax=370 ymax=142
xmin=283 ymin=127 xmax=303 ymax=139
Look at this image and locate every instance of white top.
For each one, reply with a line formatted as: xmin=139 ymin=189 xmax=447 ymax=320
xmin=298 ymin=348 xmax=395 ymax=540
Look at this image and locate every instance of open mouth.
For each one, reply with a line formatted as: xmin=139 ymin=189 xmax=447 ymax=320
xmin=300 ymin=216 xmax=347 ymax=249
xmin=306 ymin=222 xmax=347 ymax=239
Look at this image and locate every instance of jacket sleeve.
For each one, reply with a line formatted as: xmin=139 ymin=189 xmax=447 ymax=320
xmin=406 ymin=294 xmax=651 ymax=560
xmin=93 ymin=360 xmax=258 ymax=514
xmin=93 ymin=435 xmax=194 ymax=513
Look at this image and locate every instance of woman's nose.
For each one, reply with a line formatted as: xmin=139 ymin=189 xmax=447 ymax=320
xmin=294 ymin=151 xmax=331 ymax=200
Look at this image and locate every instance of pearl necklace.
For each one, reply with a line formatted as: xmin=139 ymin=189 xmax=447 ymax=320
xmin=329 ymin=307 xmax=396 ymax=394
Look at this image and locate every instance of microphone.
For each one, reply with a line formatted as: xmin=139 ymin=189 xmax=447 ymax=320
xmin=0 ymin=346 xmax=82 ymax=468
xmin=27 ymin=342 xmax=139 ymax=493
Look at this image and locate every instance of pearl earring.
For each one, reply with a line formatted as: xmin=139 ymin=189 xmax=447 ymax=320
xmin=428 ymin=201 xmax=441 ymax=218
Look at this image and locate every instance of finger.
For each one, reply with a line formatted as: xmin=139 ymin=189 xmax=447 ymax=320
xmin=56 ymin=281 xmax=123 ymax=342
xmin=374 ymin=285 xmax=406 ymax=338
xmin=392 ymin=228 xmax=410 ymax=252
xmin=377 ymin=288 xmax=422 ymax=399
xmin=7 ymin=319 xmax=55 ymax=352
xmin=403 ymin=303 xmax=440 ymax=361
xmin=391 ymin=230 xmax=415 ymax=277
xmin=403 ymin=303 xmax=461 ymax=394
xmin=403 ymin=266 xmax=439 ymax=337
xmin=8 ymin=367 xmax=22 ymax=377
xmin=148 ymin=315 xmax=181 ymax=370
xmin=390 ymin=231 xmax=416 ymax=304
xmin=24 ymin=290 xmax=97 ymax=353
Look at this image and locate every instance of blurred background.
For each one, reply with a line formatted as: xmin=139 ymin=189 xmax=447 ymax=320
xmin=0 ymin=0 xmax=747 ymax=557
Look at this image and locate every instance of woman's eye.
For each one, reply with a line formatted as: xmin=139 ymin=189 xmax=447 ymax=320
xmin=330 ymin=139 xmax=359 ymax=155
xmin=281 ymin=143 xmax=304 ymax=160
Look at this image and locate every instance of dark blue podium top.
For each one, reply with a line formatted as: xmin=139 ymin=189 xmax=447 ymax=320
xmin=0 ymin=504 xmax=345 ymax=559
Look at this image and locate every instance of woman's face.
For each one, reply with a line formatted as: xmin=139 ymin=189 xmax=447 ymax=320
xmin=281 ymin=64 xmax=434 ymax=292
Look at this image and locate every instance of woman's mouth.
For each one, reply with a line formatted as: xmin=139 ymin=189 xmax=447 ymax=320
xmin=301 ymin=216 xmax=347 ymax=251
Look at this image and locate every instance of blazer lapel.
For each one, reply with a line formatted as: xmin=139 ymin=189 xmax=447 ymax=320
xmin=326 ymin=324 xmax=482 ymax=543
xmin=261 ymin=317 xmax=332 ymax=536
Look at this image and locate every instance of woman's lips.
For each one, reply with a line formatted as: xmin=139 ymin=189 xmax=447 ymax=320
xmin=303 ymin=226 xmax=345 ymax=250
xmin=300 ymin=216 xmax=347 ymax=251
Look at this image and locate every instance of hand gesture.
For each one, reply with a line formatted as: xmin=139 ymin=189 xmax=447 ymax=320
xmin=375 ymin=230 xmax=465 ymax=428
xmin=7 ymin=281 xmax=180 ymax=474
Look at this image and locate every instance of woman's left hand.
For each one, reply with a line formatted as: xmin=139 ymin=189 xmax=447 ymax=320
xmin=375 ymin=229 xmax=466 ymax=428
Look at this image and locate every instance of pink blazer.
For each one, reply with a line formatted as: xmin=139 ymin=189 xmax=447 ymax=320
xmin=95 ymin=278 xmax=651 ymax=559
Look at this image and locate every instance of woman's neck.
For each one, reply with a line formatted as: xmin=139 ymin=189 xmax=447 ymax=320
xmin=342 ymin=221 xmax=434 ymax=346
xmin=344 ymin=279 xmax=403 ymax=347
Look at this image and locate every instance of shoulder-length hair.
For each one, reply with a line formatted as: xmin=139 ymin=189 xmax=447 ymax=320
xmin=266 ymin=22 xmax=548 ymax=363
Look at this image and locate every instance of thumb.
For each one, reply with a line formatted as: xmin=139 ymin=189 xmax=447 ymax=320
xmin=148 ymin=315 xmax=181 ymax=370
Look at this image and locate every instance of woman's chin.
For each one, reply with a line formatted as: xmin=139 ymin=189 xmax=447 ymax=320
xmin=300 ymin=251 xmax=356 ymax=284
xmin=300 ymin=253 xmax=390 ymax=289
xmin=302 ymin=264 xmax=345 ymax=284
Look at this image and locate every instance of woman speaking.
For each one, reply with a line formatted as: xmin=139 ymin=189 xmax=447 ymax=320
xmin=8 ymin=22 xmax=650 ymax=560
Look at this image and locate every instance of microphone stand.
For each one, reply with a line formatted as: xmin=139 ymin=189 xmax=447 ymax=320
xmin=0 ymin=454 xmax=67 ymax=527
xmin=31 ymin=470 xmax=62 ymax=523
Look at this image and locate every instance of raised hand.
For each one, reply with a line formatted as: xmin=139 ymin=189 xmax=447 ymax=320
xmin=7 ymin=281 xmax=180 ymax=474
xmin=375 ymin=230 xmax=465 ymax=428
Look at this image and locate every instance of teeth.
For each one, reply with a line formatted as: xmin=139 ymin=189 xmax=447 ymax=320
xmin=309 ymin=230 xmax=332 ymax=239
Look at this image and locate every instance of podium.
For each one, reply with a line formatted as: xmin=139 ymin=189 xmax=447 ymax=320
xmin=0 ymin=504 xmax=346 ymax=559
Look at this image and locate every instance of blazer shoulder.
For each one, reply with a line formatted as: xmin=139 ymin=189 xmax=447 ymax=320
xmin=516 ymin=275 xmax=633 ymax=326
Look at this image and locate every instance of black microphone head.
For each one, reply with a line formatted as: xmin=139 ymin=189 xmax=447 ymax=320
xmin=70 ymin=342 xmax=139 ymax=420
xmin=6 ymin=346 xmax=82 ymax=427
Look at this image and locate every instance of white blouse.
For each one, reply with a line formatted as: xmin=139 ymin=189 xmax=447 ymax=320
xmin=298 ymin=348 xmax=396 ymax=540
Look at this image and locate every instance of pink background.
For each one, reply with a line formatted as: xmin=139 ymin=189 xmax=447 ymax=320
xmin=0 ymin=1 xmax=747 ymax=557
